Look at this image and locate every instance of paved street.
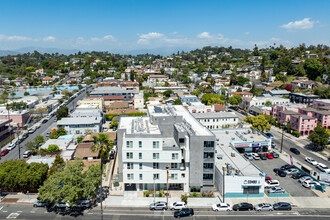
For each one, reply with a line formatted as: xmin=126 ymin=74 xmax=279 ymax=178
xmin=0 ymin=88 xmax=89 ymax=162
xmin=0 ymin=204 xmax=330 ymax=220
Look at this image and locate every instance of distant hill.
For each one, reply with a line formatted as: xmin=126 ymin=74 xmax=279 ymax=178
xmin=0 ymin=50 xmax=19 ymax=56
xmin=0 ymin=47 xmax=82 ymax=56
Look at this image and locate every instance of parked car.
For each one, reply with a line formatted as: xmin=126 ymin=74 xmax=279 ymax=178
xmin=285 ymin=168 xmax=299 ymax=175
xmin=273 ymin=168 xmax=287 ymax=177
xmin=259 ymin=153 xmax=267 ymax=160
xmin=290 ymin=148 xmax=300 ymax=155
xmin=33 ymin=199 xmax=49 ymax=207
xmin=273 ymin=202 xmax=292 ymax=211
xmin=244 ymin=153 xmax=253 ymax=160
xmin=23 ymin=150 xmax=32 ymax=158
xmin=264 ymin=153 xmax=274 ymax=159
xmin=266 ymin=133 xmax=274 ymax=138
xmin=232 ymin=203 xmax=253 ymax=211
xmin=54 ymin=202 xmax=70 ymax=208
xmin=73 ymin=200 xmax=91 ymax=209
xmin=271 ymin=142 xmax=276 ymax=148
xmin=292 ymin=172 xmax=308 ymax=179
xmin=251 ymin=153 xmax=260 ymax=160
xmin=46 ymin=132 xmax=51 ymax=137
xmin=174 ymin=208 xmax=194 ymax=218
xmin=298 ymin=176 xmax=313 ymax=183
xmin=254 ymin=203 xmax=273 ymax=211
xmin=316 ymin=163 xmax=330 ymax=173
xmin=302 ymin=180 xmax=319 ymax=188
xmin=212 ymin=203 xmax=232 ymax=212
xmin=268 ymin=186 xmax=285 ymax=193
xmin=270 ymin=151 xmax=279 ymax=158
xmin=149 ymin=201 xmax=168 ymax=210
xmin=109 ymin=152 xmax=115 ymax=160
xmin=305 ymin=157 xmax=318 ymax=166
xmin=0 ymin=149 xmax=10 ymax=156
xmin=265 ymin=175 xmax=272 ymax=181
xmin=22 ymin=133 xmax=28 ymax=139
xmin=281 ymin=164 xmax=295 ymax=170
xmin=7 ymin=143 xmax=16 ymax=151
xmin=265 ymin=180 xmax=280 ymax=188
xmin=28 ymin=127 xmax=37 ymax=134
xmin=217 ymin=154 xmax=223 ymax=159
xmin=170 ymin=202 xmax=186 ymax=210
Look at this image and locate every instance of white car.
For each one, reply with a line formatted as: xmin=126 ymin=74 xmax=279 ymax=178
xmin=302 ymin=180 xmax=319 ymax=188
xmin=170 ymin=202 xmax=186 ymax=210
xmin=212 ymin=203 xmax=232 ymax=211
xmin=298 ymin=176 xmax=312 ymax=183
xmin=251 ymin=153 xmax=260 ymax=160
xmin=264 ymin=180 xmax=280 ymax=188
xmin=7 ymin=143 xmax=16 ymax=151
xmin=285 ymin=168 xmax=299 ymax=175
xmin=305 ymin=157 xmax=318 ymax=166
xmin=316 ymin=163 xmax=330 ymax=173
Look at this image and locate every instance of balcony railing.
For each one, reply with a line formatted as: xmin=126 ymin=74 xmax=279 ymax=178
xmin=203 ymin=157 xmax=214 ymax=162
xmin=203 ymin=179 xmax=214 ymax=185
xmin=203 ymin=168 xmax=214 ymax=173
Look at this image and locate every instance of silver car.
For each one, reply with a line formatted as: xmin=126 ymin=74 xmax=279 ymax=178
xmin=268 ymin=186 xmax=285 ymax=193
xmin=254 ymin=203 xmax=273 ymax=211
xmin=149 ymin=201 xmax=168 ymax=210
xmin=285 ymin=168 xmax=299 ymax=175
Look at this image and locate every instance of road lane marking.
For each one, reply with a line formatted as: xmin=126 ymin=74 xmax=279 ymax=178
xmin=0 ymin=207 xmax=3 ymax=211
xmin=6 ymin=212 xmax=20 ymax=219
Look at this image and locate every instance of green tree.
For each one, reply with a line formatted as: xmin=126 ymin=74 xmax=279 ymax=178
xmin=77 ymin=136 xmax=83 ymax=143
xmin=192 ymin=90 xmax=201 ymax=97
xmin=56 ymin=106 xmax=68 ymax=120
xmin=25 ymin=141 xmax=36 ymax=151
xmin=34 ymin=135 xmax=45 ymax=148
xmin=230 ymin=72 xmax=238 ymax=85
xmin=48 ymin=156 xmax=65 ymax=176
xmin=243 ymin=115 xmax=271 ymax=132
xmin=252 ymin=44 xmax=260 ymax=56
xmin=45 ymin=144 xmax=60 ymax=153
xmin=91 ymin=134 xmax=113 ymax=214
xmin=173 ymin=99 xmax=183 ymax=105
xmin=265 ymin=101 xmax=272 ymax=107
xmin=130 ymin=70 xmax=135 ymax=82
xmin=304 ymin=58 xmax=324 ymax=80
xmin=110 ymin=118 xmax=118 ymax=128
xmin=38 ymin=160 xmax=100 ymax=206
xmin=228 ymin=94 xmax=242 ymax=105
xmin=260 ymin=72 xmax=268 ymax=82
xmin=24 ymin=91 xmax=30 ymax=96
xmin=201 ymin=94 xmax=224 ymax=105
xmin=308 ymin=125 xmax=329 ymax=151
xmin=162 ymin=90 xmax=173 ymax=98
xmin=237 ymin=76 xmax=249 ymax=86
xmin=49 ymin=127 xmax=67 ymax=139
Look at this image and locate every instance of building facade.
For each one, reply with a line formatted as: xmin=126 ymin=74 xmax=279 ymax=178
xmin=193 ymin=112 xmax=239 ymax=129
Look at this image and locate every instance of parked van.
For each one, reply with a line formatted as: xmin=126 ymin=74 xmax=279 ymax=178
xmin=264 ymin=180 xmax=280 ymax=188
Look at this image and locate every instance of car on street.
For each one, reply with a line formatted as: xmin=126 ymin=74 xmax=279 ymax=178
xmin=265 ymin=175 xmax=272 ymax=181
xmin=316 ymin=163 xmax=330 ymax=173
xmin=28 ymin=127 xmax=37 ymax=134
xmin=217 ymin=154 xmax=223 ymax=159
xmin=259 ymin=153 xmax=267 ymax=160
xmin=33 ymin=199 xmax=49 ymax=207
xmin=264 ymin=153 xmax=274 ymax=159
xmin=232 ymin=203 xmax=253 ymax=211
xmin=22 ymin=133 xmax=28 ymax=139
xmin=273 ymin=202 xmax=292 ymax=211
xmin=270 ymin=151 xmax=279 ymax=158
xmin=73 ymin=200 xmax=91 ymax=209
xmin=298 ymin=176 xmax=313 ymax=183
xmin=212 ymin=203 xmax=232 ymax=211
xmin=285 ymin=168 xmax=299 ymax=175
xmin=0 ymin=149 xmax=10 ymax=156
xmin=170 ymin=202 xmax=186 ymax=210
xmin=292 ymin=172 xmax=308 ymax=179
xmin=149 ymin=201 xmax=168 ymax=210
xmin=271 ymin=142 xmax=276 ymax=148
xmin=109 ymin=152 xmax=115 ymax=160
xmin=23 ymin=150 xmax=32 ymax=158
xmin=244 ymin=153 xmax=253 ymax=160
xmin=251 ymin=153 xmax=260 ymax=160
xmin=46 ymin=132 xmax=51 ymax=137
xmin=254 ymin=203 xmax=273 ymax=211
xmin=273 ymin=168 xmax=286 ymax=177
xmin=281 ymin=164 xmax=295 ymax=170
xmin=174 ymin=208 xmax=194 ymax=218
xmin=290 ymin=148 xmax=300 ymax=155
xmin=266 ymin=133 xmax=274 ymax=138
xmin=7 ymin=143 xmax=16 ymax=150
xmin=265 ymin=180 xmax=280 ymax=188
xmin=305 ymin=157 xmax=318 ymax=166
xmin=268 ymin=186 xmax=285 ymax=193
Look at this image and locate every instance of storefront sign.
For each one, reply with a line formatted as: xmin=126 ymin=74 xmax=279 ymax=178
xmin=235 ymin=144 xmax=249 ymax=147
xmin=320 ymin=173 xmax=330 ymax=183
xmin=243 ymin=180 xmax=260 ymax=185
xmin=252 ymin=143 xmax=259 ymax=147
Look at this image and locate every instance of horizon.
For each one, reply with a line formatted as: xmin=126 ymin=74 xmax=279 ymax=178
xmin=0 ymin=0 xmax=329 ymax=55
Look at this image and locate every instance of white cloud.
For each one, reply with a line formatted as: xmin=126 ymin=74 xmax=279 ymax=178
xmin=139 ymin=32 xmax=164 ymax=39
xmin=197 ymin=32 xmax=212 ymax=39
xmin=43 ymin=36 xmax=56 ymax=42
xmin=6 ymin=35 xmax=32 ymax=41
xmin=245 ymin=32 xmax=250 ymax=35
xmin=91 ymin=35 xmax=116 ymax=41
xmin=280 ymin=18 xmax=315 ymax=30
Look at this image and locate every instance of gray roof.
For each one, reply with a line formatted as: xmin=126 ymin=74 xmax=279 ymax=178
xmin=291 ymin=114 xmax=315 ymax=120
xmin=57 ymin=117 xmax=103 ymax=125
xmin=90 ymin=87 xmax=138 ymax=95
xmin=268 ymin=90 xmax=291 ymax=95
xmin=291 ymin=92 xmax=319 ymax=98
xmin=193 ymin=112 xmax=238 ymax=119
xmin=27 ymin=156 xmax=56 ymax=167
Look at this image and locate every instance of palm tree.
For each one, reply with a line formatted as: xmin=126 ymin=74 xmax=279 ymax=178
xmin=91 ymin=133 xmax=113 ymax=220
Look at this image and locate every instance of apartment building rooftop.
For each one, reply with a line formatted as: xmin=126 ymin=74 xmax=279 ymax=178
xmin=119 ymin=117 xmax=161 ymax=135
xmin=193 ymin=112 xmax=238 ymax=119
xmin=57 ymin=117 xmax=103 ymax=125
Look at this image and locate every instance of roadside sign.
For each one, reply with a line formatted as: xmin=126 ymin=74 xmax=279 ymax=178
xmin=290 ymin=155 xmax=293 ymax=165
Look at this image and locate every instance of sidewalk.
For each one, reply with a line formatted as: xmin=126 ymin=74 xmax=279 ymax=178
xmin=0 ymin=193 xmax=38 ymax=204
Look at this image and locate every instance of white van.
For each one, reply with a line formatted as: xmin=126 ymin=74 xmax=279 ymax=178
xmin=23 ymin=150 xmax=32 ymax=158
xmin=264 ymin=180 xmax=280 ymax=188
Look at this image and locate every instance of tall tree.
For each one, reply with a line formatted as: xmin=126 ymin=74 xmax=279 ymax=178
xmin=304 ymin=58 xmax=323 ymax=80
xmin=308 ymin=125 xmax=329 ymax=151
xmin=243 ymin=115 xmax=271 ymax=132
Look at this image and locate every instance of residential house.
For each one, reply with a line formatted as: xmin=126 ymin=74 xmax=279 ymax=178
xmin=178 ymin=95 xmax=199 ymax=105
xmin=42 ymin=77 xmax=54 ymax=85
xmin=289 ymin=92 xmax=320 ymax=105
xmin=147 ymin=75 xmax=169 ymax=83
xmin=227 ymin=92 xmax=253 ymax=99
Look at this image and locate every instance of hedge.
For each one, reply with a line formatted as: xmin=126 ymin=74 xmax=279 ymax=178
xmin=105 ymin=112 xmax=146 ymax=121
xmin=292 ymin=131 xmax=300 ymax=137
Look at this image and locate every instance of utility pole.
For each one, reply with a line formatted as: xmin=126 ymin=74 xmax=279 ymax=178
xmin=153 ymin=176 xmax=156 ymax=203
xmin=280 ymin=122 xmax=287 ymax=153
xmin=165 ymin=165 xmax=169 ymax=205
xmin=17 ymin=130 xmax=20 ymax=159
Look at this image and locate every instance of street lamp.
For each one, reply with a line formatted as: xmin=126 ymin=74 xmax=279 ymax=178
xmin=280 ymin=122 xmax=287 ymax=153
xmin=153 ymin=175 xmax=156 ymax=203
xmin=222 ymin=166 xmax=226 ymax=203
xmin=165 ymin=165 xmax=169 ymax=205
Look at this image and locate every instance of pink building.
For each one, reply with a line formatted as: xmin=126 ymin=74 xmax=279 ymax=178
xmin=299 ymin=108 xmax=330 ymax=129
xmin=313 ymin=99 xmax=330 ymax=109
xmin=272 ymin=104 xmax=307 ymax=118
xmin=0 ymin=109 xmax=30 ymax=127
xmin=278 ymin=110 xmax=299 ymax=124
xmin=289 ymin=115 xmax=317 ymax=136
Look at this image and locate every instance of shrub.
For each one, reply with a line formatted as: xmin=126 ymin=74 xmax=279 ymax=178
xmin=45 ymin=144 xmax=60 ymax=153
xmin=292 ymin=131 xmax=300 ymax=138
xmin=144 ymin=191 xmax=150 ymax=197
xmin=181 ymin=194 xmax=188 ymax=204
xmin=192 ymin=192 xmax=199 ymax=197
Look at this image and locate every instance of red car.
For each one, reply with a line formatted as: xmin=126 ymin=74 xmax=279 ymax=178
xmin=0 ymin=149 xmax=9 ymax=156
xmin=265 ymin=175 xmax=272 ymax=181
xmin=264 ymin=153 xmax=274 ymax=159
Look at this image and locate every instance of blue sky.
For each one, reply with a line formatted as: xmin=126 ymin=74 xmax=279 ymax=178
xmin=0 ymin=0 xmax=329 ymax=54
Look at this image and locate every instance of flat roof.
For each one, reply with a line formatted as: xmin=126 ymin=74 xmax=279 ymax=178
xmin=193 ymin=112 xmax=239 ymax=119
xmin=90 ymin=87 xmax=138 ymax=94
xmin=40 ymin=139 xmax=72 ymax=150
xmin=57 ymin=117 xmax=102 ymax=125
xmin=27 ymin=156 xmax=55 ymax=167
xmin=119 ymin=116 xmax=161 ymax=135
xmin=291 ymin=92 xmax=319 ymax=98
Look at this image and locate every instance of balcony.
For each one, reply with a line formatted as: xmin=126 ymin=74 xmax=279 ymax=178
xmin=203 ymin=179 xmax=214 ymax=185
xmin=163 ymin=146 xmax=180 ymax=151
xmin=203 ymin=157 xmax=214 ymax=162
xmin=203 ymin=147 xmax=214 ymax=152
xmin=203 ymin=168 xmax=214 ymax=173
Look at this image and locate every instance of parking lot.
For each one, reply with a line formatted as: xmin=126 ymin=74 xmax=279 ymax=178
xmin=253 ymin=157 xmax=318 ymax=197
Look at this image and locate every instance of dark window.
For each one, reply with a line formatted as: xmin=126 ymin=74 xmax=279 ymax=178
xmin=204 ymin=141 xmax=215 ymax=148
xmin=179 ymin=138 xmax=185 ymax=143
xmin=203 ymin=174 xmax=213 ymax=180
xmin=243 ymin=186 xmax=259 ymax=194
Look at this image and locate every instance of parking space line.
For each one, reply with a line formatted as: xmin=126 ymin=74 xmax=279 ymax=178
xmin=0 ymin=207 xmax=3 ymax=211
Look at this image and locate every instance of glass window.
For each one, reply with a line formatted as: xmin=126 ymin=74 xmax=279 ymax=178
xmin=153 ymin=141 xmax=159 ymax=149
xmin=153 ymin=174 xmax=159 ymax=180
xmin=204 ymin=141 xmax=215 ymax=148
xmin=139 ymin=163 xmax=143 ymax=169
xmin=127 ymin=162 xmax=133 ymax=169
xmin=139 ymin=174 xmax=143 ymax=180
xmin=243 ymin=186 xmax=259 ymax=194
xmin=171 ymin=173 xmax=178 ymax=180
xmin=126 ymin=141 xmax=133 ymax=148
xmin=126 ymin=152 xmax=133 ymax=159
xmin=153 ymin=153 xmax=159 ymax=159
xmin=127 ymin=173 xmax=134 ymax=180
xmin=153 ymin=163 xmax=159 ymax=169
xmin=171 ymin=163 xmax=178 ymax=169
xmin=139 ymin=152 xmax=142 ymax=159
xmin=172 ymin=153 xmax=178 ymax=160
xmin=139 ymin=141 xmax=142 ymax=148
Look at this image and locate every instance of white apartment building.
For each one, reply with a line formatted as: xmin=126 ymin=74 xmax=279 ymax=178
xmin=241 ymin=96 xmax=290 ymax=110
xmin=117 ymin=105 xmax=216 ymax=192
xmin=57 ymin=117 xmax=103 ymax=135
xmin=193 ymin=112 xmax=239 ymax=129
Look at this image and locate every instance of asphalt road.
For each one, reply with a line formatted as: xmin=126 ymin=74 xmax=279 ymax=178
xmin=0 ymin=204 xmax=330 ymax=220
xmin=0 ymin=87 xmax=89 ymax=162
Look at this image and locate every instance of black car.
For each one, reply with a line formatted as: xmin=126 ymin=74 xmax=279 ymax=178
xmin=22 ymin=133 xmax=28 ymax=139
xmin=259 ymin=153 xmax=267 ymax=160
xmin=291 ymin=172 xmax=308 ymax=179
xmin=273 ymin=168 xmax=287 ymax=177
xmin=109 ymin=152 xmax=115 ymax=160
xmin=232 ymin=203 xmax=253 ymax=211
xmin=271 ymin=151 xmax=279 ymax=158
xmin=273 ymin=202 xmax=292 ymax=211
xmin=174 ymin=208 xmax=194 ymax=218
xmin=281 ymin=164 xmax=295 ymax=170
xmin=290 ymin=148 xmax=300 ymax=155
